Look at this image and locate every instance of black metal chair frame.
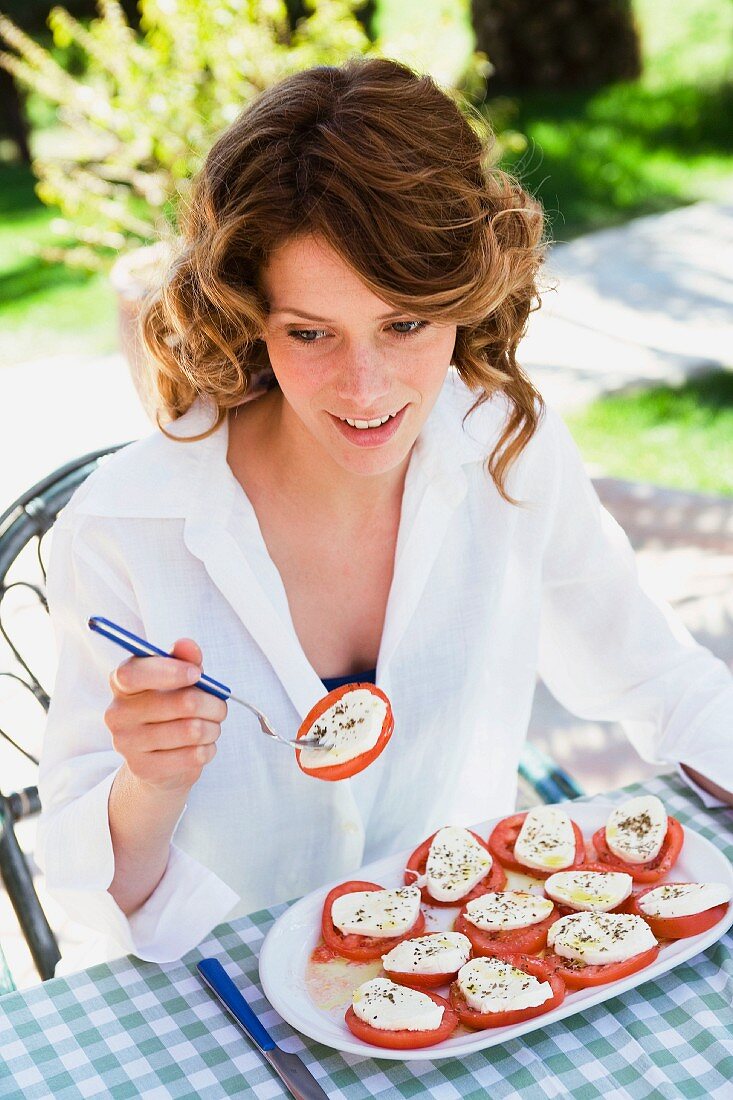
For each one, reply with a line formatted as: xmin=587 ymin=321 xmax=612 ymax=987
xmin=0 ymin=443 xmax=130 ymax=981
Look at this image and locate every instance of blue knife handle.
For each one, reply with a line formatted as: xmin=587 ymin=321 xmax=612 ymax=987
xmin=88 ymin=615 xmax=232 ymax=702
xmin=197 ymin=958 xmax=276 ymax=1052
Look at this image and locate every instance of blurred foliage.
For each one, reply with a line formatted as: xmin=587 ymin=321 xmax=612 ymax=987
xmin=568 ymin=371 xmax=733 ymax=496
xmin=0 ymin=0 xmax=369 ymax=271
xmin=0 ymin=0 xmax=493 ymax=273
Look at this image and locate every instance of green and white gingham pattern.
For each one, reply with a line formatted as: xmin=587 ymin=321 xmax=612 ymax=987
xmin=0 ymin=773 xmax=731 ymax=1100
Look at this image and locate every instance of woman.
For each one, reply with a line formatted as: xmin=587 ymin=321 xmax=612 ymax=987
xmin=37 ymin=58 xmax=733 ymax=970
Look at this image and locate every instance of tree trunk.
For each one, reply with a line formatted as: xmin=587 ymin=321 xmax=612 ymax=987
xmin=0 ymin=70 xmax=31 ymax=163
xmin=471 ymin=0 xmax=642 ymax=92
xmin=283 ymin=0 xmax=378 ymax=41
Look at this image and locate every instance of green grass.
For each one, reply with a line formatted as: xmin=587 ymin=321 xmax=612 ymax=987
xmin=0 ymin=162 xmax=117 ymax=366
xmin=566 ymin=372 xmax=733 ymax=497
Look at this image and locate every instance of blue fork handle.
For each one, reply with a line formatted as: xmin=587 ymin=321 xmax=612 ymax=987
xmin=196 ymin=958 xmax=276 ymax=1052
xmin=88 ymin=616 xmax=232 ymax=702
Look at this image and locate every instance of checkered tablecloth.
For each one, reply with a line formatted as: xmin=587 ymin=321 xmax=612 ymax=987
xmin=0 ymin=772 xmax=731 ymax=1100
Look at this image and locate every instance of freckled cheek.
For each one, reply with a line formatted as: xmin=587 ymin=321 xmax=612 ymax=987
xmin=267 ymin=347 xmax=331 ymax=400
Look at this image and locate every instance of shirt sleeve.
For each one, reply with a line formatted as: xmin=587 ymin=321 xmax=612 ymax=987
xmin=537 ymin=409 xmax=733 ymax=799
xmin=36 ymin=507 xmax=240 ymax=965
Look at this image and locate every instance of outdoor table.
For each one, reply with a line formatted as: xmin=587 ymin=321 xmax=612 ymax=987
xmin=0 ymin=772 xmax=730 ymax=1099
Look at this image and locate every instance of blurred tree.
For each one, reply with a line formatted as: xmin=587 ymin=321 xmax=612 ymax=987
xmin=0 ymin=0 xmax=376 ymax=269
xmin=471 ymin=0 xmax=642 ymax=91
xmin=0 ymin=1 xmax=140 ymax=161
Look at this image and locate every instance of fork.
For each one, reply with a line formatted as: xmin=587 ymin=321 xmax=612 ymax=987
xmin=88 ymin=616 xmax=330 ymax=750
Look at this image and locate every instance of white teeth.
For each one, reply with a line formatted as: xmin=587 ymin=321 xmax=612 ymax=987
xmin=342 ymin=412 xmax=396 ymax=429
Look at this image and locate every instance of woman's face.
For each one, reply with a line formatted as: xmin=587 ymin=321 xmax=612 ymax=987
xmin=259 ymin=234 xmax=457 ymax=480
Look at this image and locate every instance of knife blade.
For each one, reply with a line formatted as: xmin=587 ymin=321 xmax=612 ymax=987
xmin=196 ymin=958 xmax=330 ymax=1100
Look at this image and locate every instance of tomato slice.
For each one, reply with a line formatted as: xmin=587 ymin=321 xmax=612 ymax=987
xmin=591 ymin=817 xmax=684 ymax=883
xmin=344 ymin=988 xmax=458 ymax=1049
xmin=623 ymin=883 xmax=730 ymax=940
xmin=487 ymin=812 xmax=586 ymax=879
xmin=544 ymin=861 xmax=634 ymax=916
xmin=404 ymin=829 xmax=507 ymax=905
xmin=544 ymin=944 xmax=660 ymax=989
xmin=321 ymin=879 xmax=425 ymax=961
xmin=453 ymin=904 xmax=559 ymax=958
xmin=296 ymin=683 xmax=394 ymax=781
xmin=382 ymin=932 xmax=470 ymax=990
xmin=383 ymin=967 xmax=459 ymax=990
xmin=449 ymin=954 xmax=565 ymax=1029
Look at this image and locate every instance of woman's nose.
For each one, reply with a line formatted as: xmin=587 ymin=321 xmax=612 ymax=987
xmin=334 ymin=352 xmax=391 ymax=411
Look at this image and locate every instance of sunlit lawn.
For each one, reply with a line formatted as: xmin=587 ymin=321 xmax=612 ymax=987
xmin=567 ymin=372 xmax=733 ymax=496
xmin=0 ymin=163 xmax=117 ymax=365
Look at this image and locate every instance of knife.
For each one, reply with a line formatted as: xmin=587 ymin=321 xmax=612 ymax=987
xmin=196 ymin=958 xmax=330 ymax=1099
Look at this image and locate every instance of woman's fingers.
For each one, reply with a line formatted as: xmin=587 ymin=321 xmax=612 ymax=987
xmin=110 ymin=654 xmax=201 ymax=696
xmin=168 ymin=637 xmax=203 ymax=668
xmin=105 ymin=686 xmax=227 ymax=733
xmin=113 ymin=716 xmax=223 ymax=755
xmin=126 ymin=742 xmax=219 ymax=786
xmin=104 ymin=640 xmax=225 ymax=792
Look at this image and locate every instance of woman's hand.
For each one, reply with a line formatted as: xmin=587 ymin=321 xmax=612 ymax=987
xmin=105 ymin=638 xmax=227 ymax=794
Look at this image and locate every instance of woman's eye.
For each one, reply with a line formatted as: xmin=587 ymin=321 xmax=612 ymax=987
xmin=286 ymin=328 xmax=328 ymax=343
xmin=392 ymin=320 xmax=428 ymax=338
xmin=286 ymin=321 xmax=428 ymax=344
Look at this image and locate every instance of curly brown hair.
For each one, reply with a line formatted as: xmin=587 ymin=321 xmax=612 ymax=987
xmin=141 ymin=56 xmax=548 ymax=501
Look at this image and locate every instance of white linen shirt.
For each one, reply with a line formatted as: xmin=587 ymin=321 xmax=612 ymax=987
xmin=37 ymin=370 xmax=733 ymax=965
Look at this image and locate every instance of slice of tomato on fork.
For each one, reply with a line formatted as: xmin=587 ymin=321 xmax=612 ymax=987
xmin=296 ymin=683 xmax=393 ymax=781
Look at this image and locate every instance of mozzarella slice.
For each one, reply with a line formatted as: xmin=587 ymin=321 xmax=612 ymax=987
xmin=331 ymin=885 xmax=421 ymax=937
xmin=382 ymin=932 xmax=471 ymax=975
xmin=547 ymin=911 xmax=657 ymax=966
xmin=545 ymin=870 xmax=633 ymax=913
xmin=425 ymin=826 xmax=493 ymax=902
xmin=456 ymin=957 xmax=553 ymax=1015
xmin=298 ymin=688 xmax=387 ymax=769
xmin=513 ymin=807 xmax=577 ymax=872
xmin=463 ymin=891 xmax=554 ymax=931
xmin=352 ymin=977 xmax=443 ymax=1032
xmin=638 ymin=882 xmax=732 ymax=919
xmin=605 ymin=795 xmax=667 ymax=865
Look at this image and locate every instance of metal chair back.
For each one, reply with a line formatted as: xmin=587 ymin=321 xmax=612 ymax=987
xmin=0 ymin=444 xmax=129 ymax=983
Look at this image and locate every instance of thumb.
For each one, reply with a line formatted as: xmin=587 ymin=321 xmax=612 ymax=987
xmin=169 ymin=637 xmax=203 ymax=670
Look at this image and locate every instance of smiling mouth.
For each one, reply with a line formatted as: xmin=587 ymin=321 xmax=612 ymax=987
xmin=335 ymin=410 xmax=402 ymax=430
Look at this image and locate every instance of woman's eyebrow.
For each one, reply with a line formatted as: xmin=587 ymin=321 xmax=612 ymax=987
xmin=270 ymin=307 xmax=405 ymax=322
